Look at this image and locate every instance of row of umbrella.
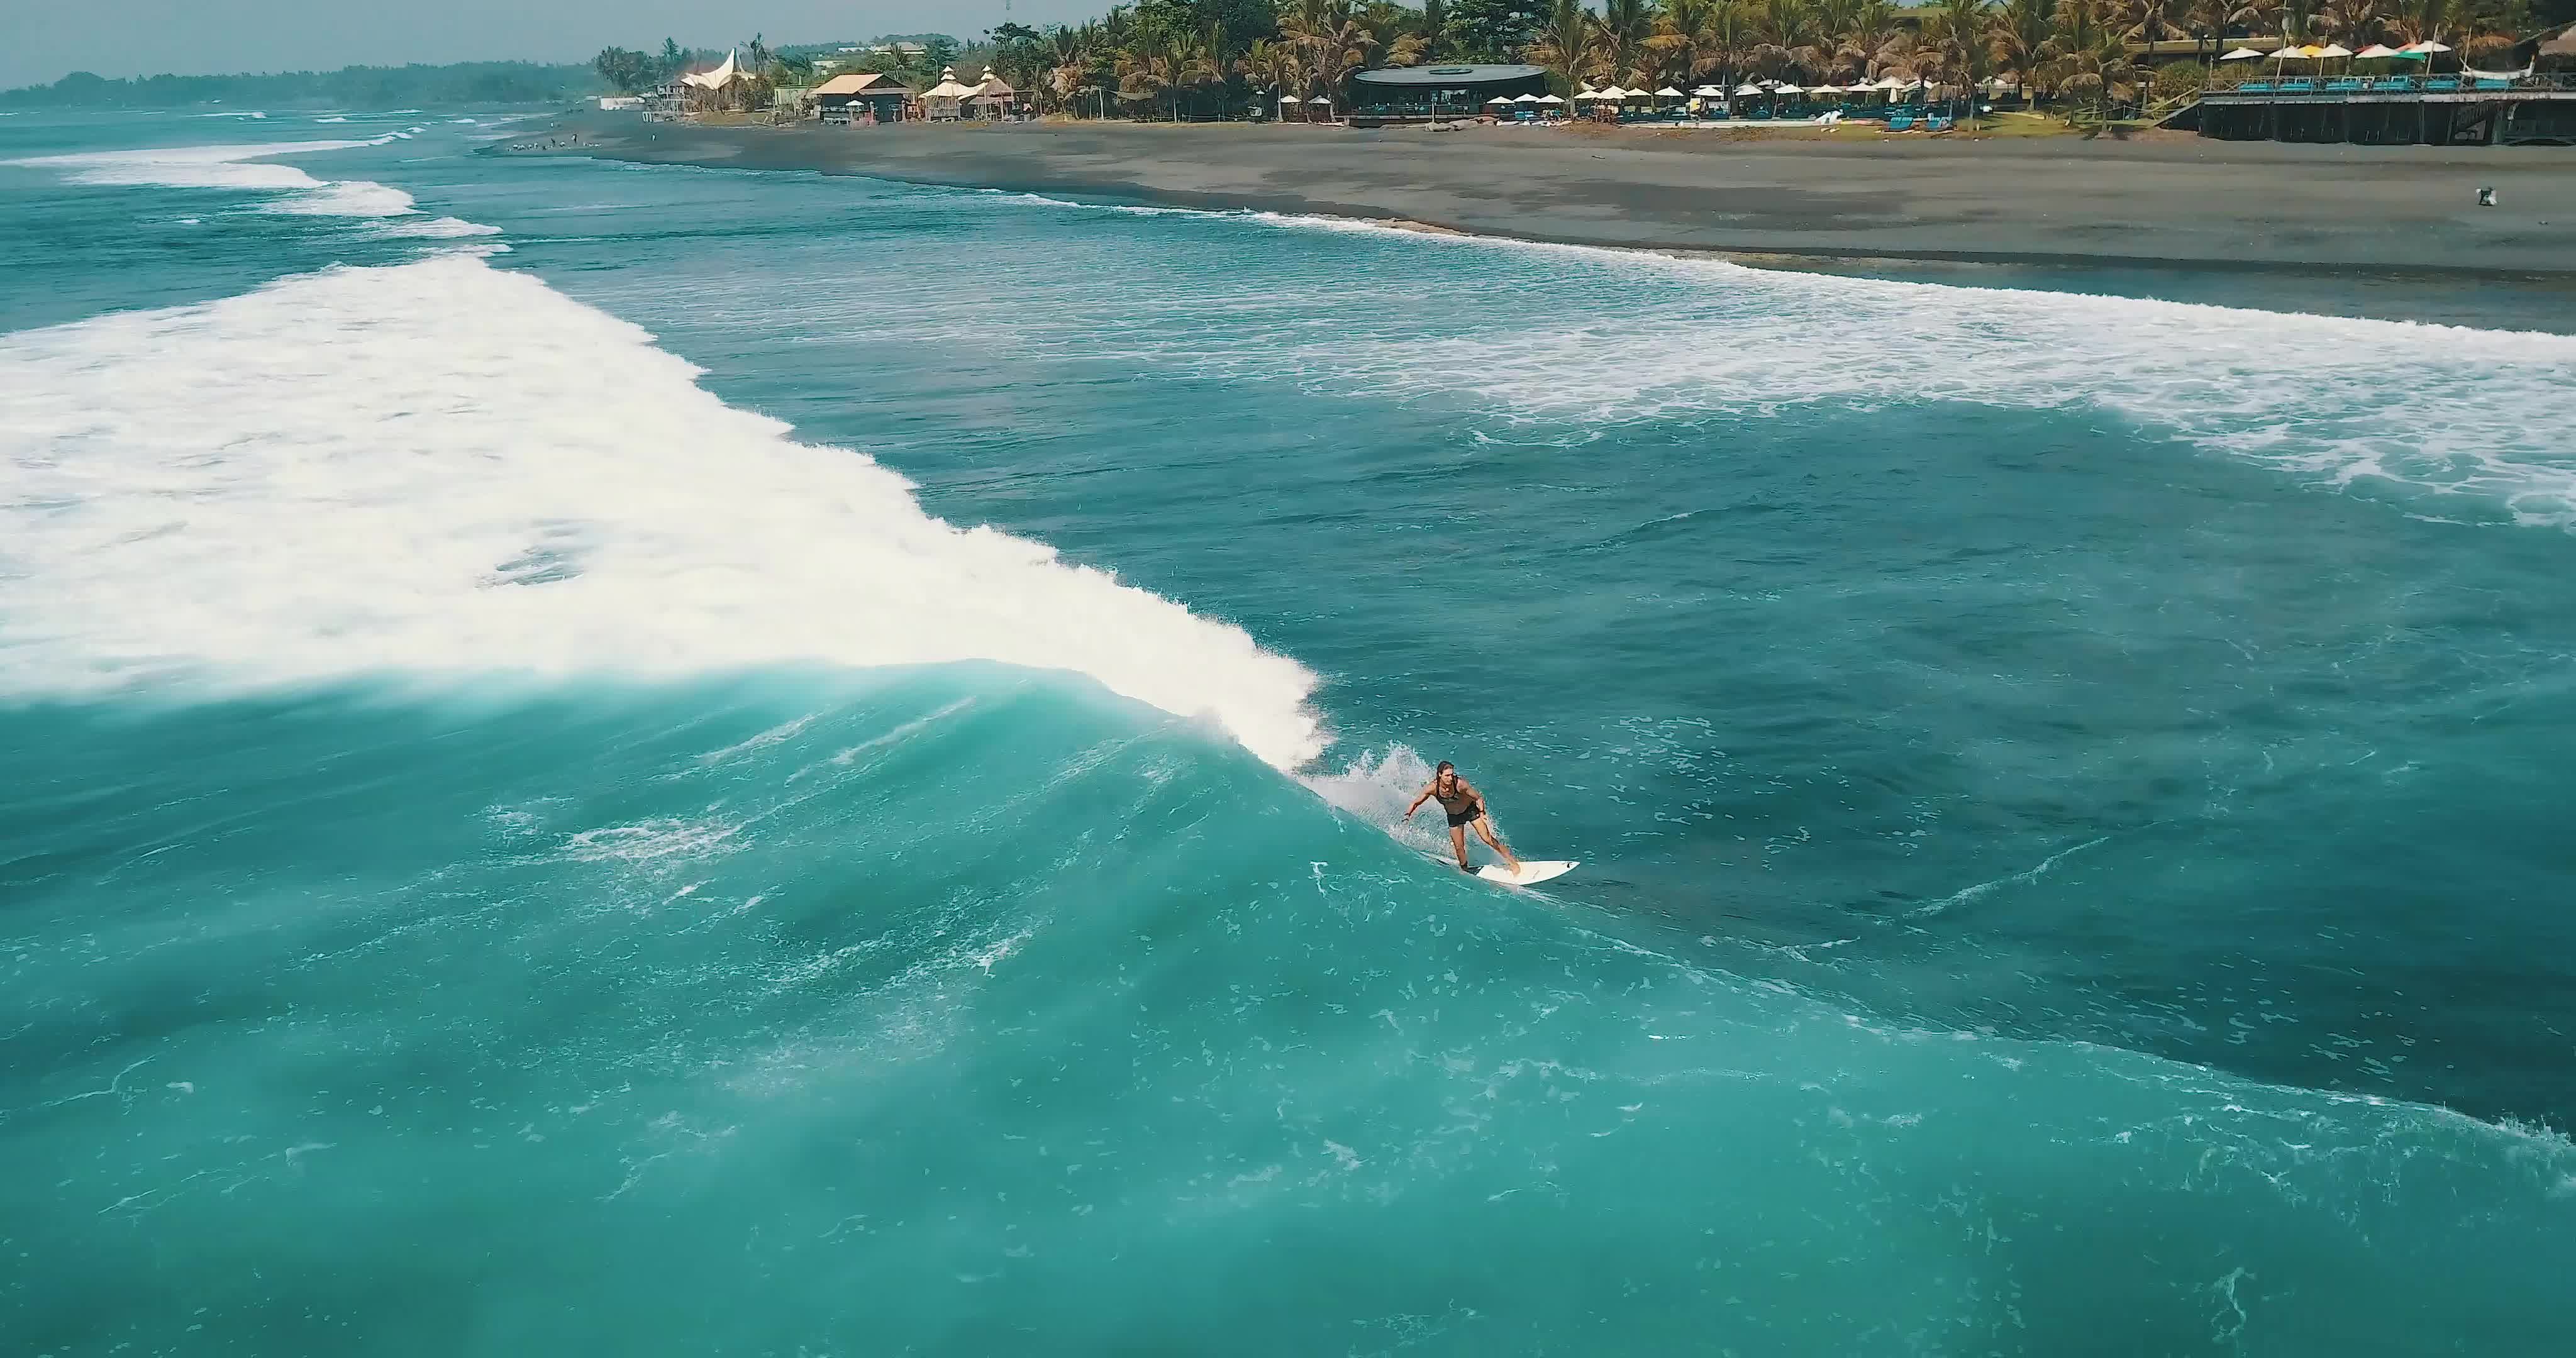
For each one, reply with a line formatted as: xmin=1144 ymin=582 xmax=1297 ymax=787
xmin=1477 ymin=92 xmax=1572 ymax=106
xmin=2219 ymin=40 xmax=2453 ymax=61
xmin=1571 ymin=77 xmax=1946 ymax=100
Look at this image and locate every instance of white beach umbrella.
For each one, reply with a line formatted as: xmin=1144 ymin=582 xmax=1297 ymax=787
xmin=2316 ymin=43 xmax=2353 ymax=58
xmin=1535 ymin=93 xmax=1565 ymax=104
xmin=2220 ymin=47 xmax=2265 ymax=60
xmin=1694 ymin=85 xmax=1724 ymax=96
xmin=2354 ymin=43 xmax=2399 ymax=58
xmin=1734 ymin=82 xmax=1763 ymax=96
xmin=1514 ymin=92 xmax=1540 ymax=103
xmin=1774 ymin=83 xmax=1802 ymax=96
xmin=1278 ymin=94 xmax=1303 ymax=103
xmin=1655 ymin=86 xmax=1684 ymax=97
xmin=2402 ymin=40 xmax=2451 ymax=54
xmin=1485 ymin=96 xmax=1511 ymax=104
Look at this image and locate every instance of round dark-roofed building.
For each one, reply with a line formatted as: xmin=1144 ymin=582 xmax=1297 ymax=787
xmin=1346 ymin=63 xmax=1551 ymax=124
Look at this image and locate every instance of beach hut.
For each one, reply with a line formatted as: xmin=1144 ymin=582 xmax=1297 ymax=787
xmin=965 ymin=69 xmax=1017 ymax=119
xmin=919 ymin=67 xmax=975 ymax=121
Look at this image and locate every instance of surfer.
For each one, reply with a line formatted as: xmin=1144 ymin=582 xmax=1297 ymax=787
xmin=1404 ymin=761 xmax=1524 ymax=876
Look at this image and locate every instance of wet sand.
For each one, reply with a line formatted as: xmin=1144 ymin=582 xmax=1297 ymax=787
xmin=525 ymin=114 xmax=2576 ymax=285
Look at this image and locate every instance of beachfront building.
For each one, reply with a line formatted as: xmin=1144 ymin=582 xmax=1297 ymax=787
xmin=2189 ymin=60 xmax=2576 ymax=146
xmin=677 ymin=51 xmax=753 ymax=114
xmin=815 ymin=72 xmax=913 ymax=124
xmin=1346 ymin=64 xmax=1550 ymax=126
xmin=918 ymin=67 xmax=1019 ymax=121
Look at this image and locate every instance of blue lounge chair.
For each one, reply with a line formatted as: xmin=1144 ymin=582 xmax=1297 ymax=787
xmin=2373 ymin=76 xmax=2414 ymax=92
xmin=2425 ymin=77 xmax=2460 ymax=91
xmin=1887 ymin=112 xmax=1914 ymax=131
xmin=2325 ymin=77 xmax=2362 ymax=92
xmin=2473 ymin=77 xmax=2511 ymax=91
xmin=2278 ymin=79 xmax=2315 ymax=94
xmin=2238 ymin=80 xmax=2272 ymax=93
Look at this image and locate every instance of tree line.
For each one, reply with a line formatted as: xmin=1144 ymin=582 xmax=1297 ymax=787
xmin=1 ymin=61 xmax=596 ymax=108
xmin=926 ymin=0 xmax=2574 ymax=121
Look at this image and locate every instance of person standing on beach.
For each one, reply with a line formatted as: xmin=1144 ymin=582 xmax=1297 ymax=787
xmin=1404 ymin=761 xmax=1523 ymax=875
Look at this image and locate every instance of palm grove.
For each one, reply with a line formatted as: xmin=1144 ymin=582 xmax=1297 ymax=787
xmin=604 ymin=0 xmax=2567 ymax=124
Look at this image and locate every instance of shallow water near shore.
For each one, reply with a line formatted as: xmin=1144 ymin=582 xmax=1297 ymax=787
xmin=5 ymin=112 xmax=2575 ymax=1355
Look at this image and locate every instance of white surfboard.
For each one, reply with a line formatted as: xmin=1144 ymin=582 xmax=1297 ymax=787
xmin=1475 ymin=859 xmax=1577 ymax=887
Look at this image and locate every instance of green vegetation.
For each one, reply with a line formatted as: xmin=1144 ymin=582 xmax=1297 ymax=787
xmin=884 ymin=0 xmax=2555 ymax=126
xmin=0 ymin=61 xmax=597 ymax=109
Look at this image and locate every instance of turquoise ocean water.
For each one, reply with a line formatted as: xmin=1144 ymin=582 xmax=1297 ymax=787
xmin=4 ymin=110 xmax=2575 ymax=1355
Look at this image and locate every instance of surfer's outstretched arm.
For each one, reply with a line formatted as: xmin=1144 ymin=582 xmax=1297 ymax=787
xmin=1402 ymin=785 xmax=1433 ymax=820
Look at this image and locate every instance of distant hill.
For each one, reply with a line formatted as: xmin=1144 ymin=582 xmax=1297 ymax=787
xmin=0 ymin=61 xmax=601 ymax=109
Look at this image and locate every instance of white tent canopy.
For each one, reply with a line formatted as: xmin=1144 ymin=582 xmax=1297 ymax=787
xmin=2220 ymin=47 xmax=2265 ymax=60
xmin=680 ymin=50 xmax=741 ymax=89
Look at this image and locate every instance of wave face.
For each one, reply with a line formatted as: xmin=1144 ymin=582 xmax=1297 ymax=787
xmin=8 ymin=115 xmax=2576 ymax=1356
xmin=7 ymin=683 xmax=2571 ymax=1355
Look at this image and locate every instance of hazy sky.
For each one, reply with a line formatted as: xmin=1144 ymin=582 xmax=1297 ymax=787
xmin=6 ymin=1 xmax=1109 ymax=90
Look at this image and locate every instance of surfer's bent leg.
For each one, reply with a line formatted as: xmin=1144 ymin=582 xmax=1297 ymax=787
xmin=1473 ymin=817 xmax=1521 ymax=873
xmin=1449 ymin=823 xmax=1472 ymax=871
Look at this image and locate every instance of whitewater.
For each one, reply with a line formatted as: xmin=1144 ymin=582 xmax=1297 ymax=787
xmin=4 ymin=114 xmax=2573 ymax=1357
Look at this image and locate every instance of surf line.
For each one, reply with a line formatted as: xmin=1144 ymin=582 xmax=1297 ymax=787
xmin=1907 ymin=833 xmax=2113 ymax=919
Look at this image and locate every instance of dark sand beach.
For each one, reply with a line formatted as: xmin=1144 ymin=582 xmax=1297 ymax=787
xmin=531 ymin=114 xmax=2576 ymax=285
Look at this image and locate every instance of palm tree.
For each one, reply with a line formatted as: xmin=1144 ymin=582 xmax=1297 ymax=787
xmin=1931 ymin=0 xmax=1994 ymax=124
xmin=1529 ymin=0 xmax=1602 ymax=96
xmin=1993 ymin=0 xmax=2060 ymax=103
xmin=1758 ymin=0 xmax=1829 ymax=82
xmin=1709 ymin=0 xmax=1759 ymax=90
xmin=1598 ymin=0 xmax=1659 ymax=84
xmin=2390 ymin=0 xmax=2453 ymax=43
xmin=2045 ymin=0 xmax=2134 ymax=126
xmin=2123 ymin=0 xmax=2193 ymax=48
xmin=1238 ymin=38 xmax=1304 ymax=115
xmin=1650 ymin=0 xmax=1724 ymax=87
xmin=1281 ymin=0 xmax=1368 ymax=118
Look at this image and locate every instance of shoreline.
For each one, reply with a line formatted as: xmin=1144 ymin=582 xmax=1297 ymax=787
xmin=511 ymin=114 xmax=2576 ymax=324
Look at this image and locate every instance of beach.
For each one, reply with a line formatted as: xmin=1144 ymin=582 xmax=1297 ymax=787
xmin=535 ymin=113 xmax=2576 ymax=287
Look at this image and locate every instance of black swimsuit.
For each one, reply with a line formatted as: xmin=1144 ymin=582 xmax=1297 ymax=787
xmin=1436 ymin=779 xmax=1483 ymax=827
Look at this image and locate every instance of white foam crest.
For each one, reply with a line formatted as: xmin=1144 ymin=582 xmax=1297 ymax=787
xmin=9 ymin=139 xmax=378 ymax=193
xmin=7 ymin=137 xmax=436 ymax=221
xmin=368 ymin=215 xmax=504 ymax=240
xmin=0 ymin=256 xmax=1326 ymax=770
xmin=1016 ymin=206 xmax=2576 ymax=526
xmin=265 ymin=179 xmax=419 ymax=218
